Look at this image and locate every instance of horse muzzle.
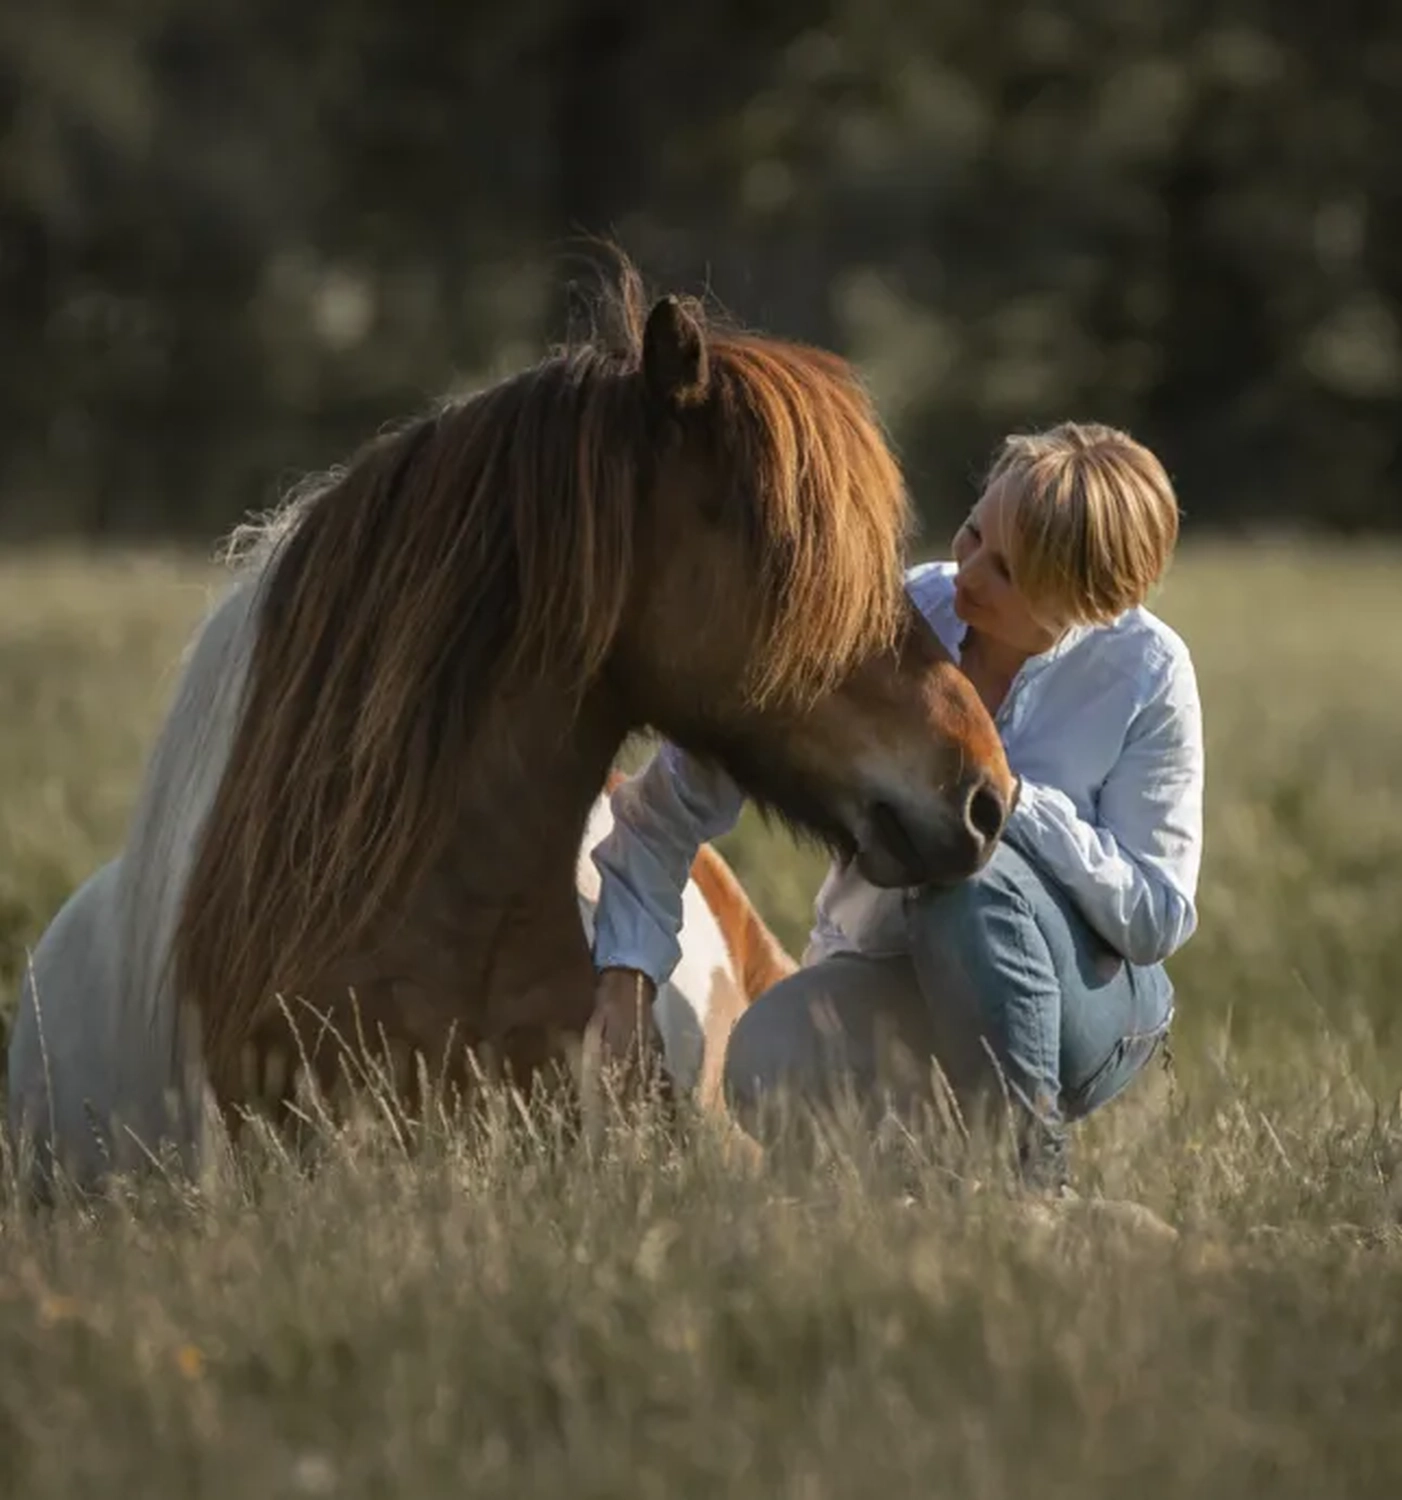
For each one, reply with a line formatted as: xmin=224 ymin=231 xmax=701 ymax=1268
xmin=854 ymin=771 xmax=1009 ymax=889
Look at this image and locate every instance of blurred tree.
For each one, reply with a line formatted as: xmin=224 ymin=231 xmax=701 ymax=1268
xmin=0 ymin=0 xmax=1397 ymax=539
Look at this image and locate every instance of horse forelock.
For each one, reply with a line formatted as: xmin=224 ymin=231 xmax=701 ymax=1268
xmin=703 ymin=333 xmax=913 ymax=709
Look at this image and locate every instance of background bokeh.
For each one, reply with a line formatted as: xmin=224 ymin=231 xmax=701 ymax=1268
xmin=3 ymin=0 xmax=1400 ymax=542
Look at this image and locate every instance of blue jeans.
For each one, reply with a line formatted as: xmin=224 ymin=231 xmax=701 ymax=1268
xmin=907 ymin=841 xmax=1174 ymax=1186
xmin=722 ymin=843 xmax=1174 ymax=1186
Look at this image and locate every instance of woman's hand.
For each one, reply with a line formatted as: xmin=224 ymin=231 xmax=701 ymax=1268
xmin=582 ymin=966 xmax=664 ymax=1100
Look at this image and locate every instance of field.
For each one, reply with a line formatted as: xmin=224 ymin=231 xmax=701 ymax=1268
xmin=1 ymin=541 xmax=1401 ymax=1496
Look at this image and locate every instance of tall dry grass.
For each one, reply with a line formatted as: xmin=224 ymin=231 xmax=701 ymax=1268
xmin=0 ymin=540 xmax=1400 ymax=1497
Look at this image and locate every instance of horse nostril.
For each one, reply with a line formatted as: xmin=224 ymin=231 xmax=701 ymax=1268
xmin=963 ymin=776 xmax=1007 ymax=845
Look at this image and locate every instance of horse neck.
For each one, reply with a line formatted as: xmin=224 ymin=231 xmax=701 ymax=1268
xmin=436 ymin=677 xmax=624 ymax=895
xmin=391 ymin=677 xmax=627 ymax=1026
xmin=115 ymin=566 xmax=629 ymax=1088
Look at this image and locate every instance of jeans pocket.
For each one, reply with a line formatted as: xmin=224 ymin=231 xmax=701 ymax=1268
xmin=1062 ymin=1021 xmax=1171 ymax=1121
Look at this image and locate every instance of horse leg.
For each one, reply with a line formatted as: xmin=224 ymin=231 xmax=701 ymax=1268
xmin=227 ymin=984 xmax=523 ymax=1151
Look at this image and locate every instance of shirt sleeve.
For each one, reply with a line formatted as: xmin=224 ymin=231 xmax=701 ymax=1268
xmin=1003 ymin=643 xmax=1205 ymax=966
xmin=589 ymin=742 xmax=747 ymax=986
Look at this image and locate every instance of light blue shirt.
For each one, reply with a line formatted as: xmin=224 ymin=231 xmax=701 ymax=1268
xmin=591 ymin=560 xmax=1205 ymax=981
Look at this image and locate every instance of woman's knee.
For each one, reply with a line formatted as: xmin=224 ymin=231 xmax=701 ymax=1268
xmin=722 ymin=991 xmax=801 ymax=1114
xmin=907 ymin=839 xmax=1043 ymax=956
xmin=721 ymin=958 xmax=932 ymax=1124
xmin=903 ymin=840 xmax=1062 ymax=1088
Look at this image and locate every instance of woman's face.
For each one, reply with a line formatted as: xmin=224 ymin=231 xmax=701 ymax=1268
xmin=950 ymin=481 xmax=1063 ymax=656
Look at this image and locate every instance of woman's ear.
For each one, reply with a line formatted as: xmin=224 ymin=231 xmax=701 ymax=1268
xmin=642 ymin=295 xmax=710 ymax=411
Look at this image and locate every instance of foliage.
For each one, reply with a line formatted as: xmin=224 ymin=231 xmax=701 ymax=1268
xmin=3 ymin=3 xmax=1400 ymax=538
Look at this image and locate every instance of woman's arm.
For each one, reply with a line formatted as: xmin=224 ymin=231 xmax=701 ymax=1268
xmin=1004 ymin=643 xmax=1204 ymax=967
xmin=590 ymin=742 xmax=747 ymax=987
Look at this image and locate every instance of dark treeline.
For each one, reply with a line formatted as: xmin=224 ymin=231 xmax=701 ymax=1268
xmin=2 ymin=0 xmax=1400 ymax=541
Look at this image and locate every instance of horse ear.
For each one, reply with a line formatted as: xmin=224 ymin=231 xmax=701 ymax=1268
xmin=642 ymin=295 xmax=710 ymax=410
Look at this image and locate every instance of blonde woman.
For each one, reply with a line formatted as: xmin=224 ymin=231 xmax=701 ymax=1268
xmin=589 ymin=423 xmax=1204 ymax=1191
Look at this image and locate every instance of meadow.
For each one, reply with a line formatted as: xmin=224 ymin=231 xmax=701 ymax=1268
xmin=0 ymin=541 xmax=1400 ymax=1497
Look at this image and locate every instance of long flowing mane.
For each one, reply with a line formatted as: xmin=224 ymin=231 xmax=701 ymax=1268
xmin=172 ymin=257 xmax=913 ymax=1058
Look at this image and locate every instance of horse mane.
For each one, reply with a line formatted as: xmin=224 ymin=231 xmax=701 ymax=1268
xmin=172 ymin=255 xmax=912 ymax=1053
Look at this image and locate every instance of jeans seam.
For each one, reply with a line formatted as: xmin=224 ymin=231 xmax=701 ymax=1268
xmin=1064 ymin=1016 xmax=1172 ymax=1117
xmin=969 ymin=881 xmax=1061 ymax=1129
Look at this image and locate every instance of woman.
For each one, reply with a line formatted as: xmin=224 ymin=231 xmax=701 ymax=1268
xmin=588 ymin=422 xmax=1204 ymax=1190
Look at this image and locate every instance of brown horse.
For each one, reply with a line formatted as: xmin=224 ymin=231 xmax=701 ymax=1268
xmin=7 ymin=258 xmax=1012 ymax=1184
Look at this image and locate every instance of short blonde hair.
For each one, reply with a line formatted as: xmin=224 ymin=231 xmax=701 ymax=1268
xmin=985 ymin=421 xmax=1180 ymax=627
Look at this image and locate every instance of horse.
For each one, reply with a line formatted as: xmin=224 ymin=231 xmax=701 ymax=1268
xmin=5 ymin=774 xmax=790 ymax=1186
xmin=6 ymin=258 xmax=1014 ymax=1192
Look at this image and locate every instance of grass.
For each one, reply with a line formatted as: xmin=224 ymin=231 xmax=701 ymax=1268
xmin=1 ymin=538 xmax=1401 ymax=1496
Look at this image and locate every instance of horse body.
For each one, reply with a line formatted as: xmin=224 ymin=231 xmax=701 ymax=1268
xmin=223 ymin=668 xmax=623 ymax=1111
xmin=11 ymin=579 xmax=620 ymax=1174
xmin=8 ymin=257 xmax=1014 ymax=1190
xmin=8 ymin=777 xmax=789 ymax=1184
